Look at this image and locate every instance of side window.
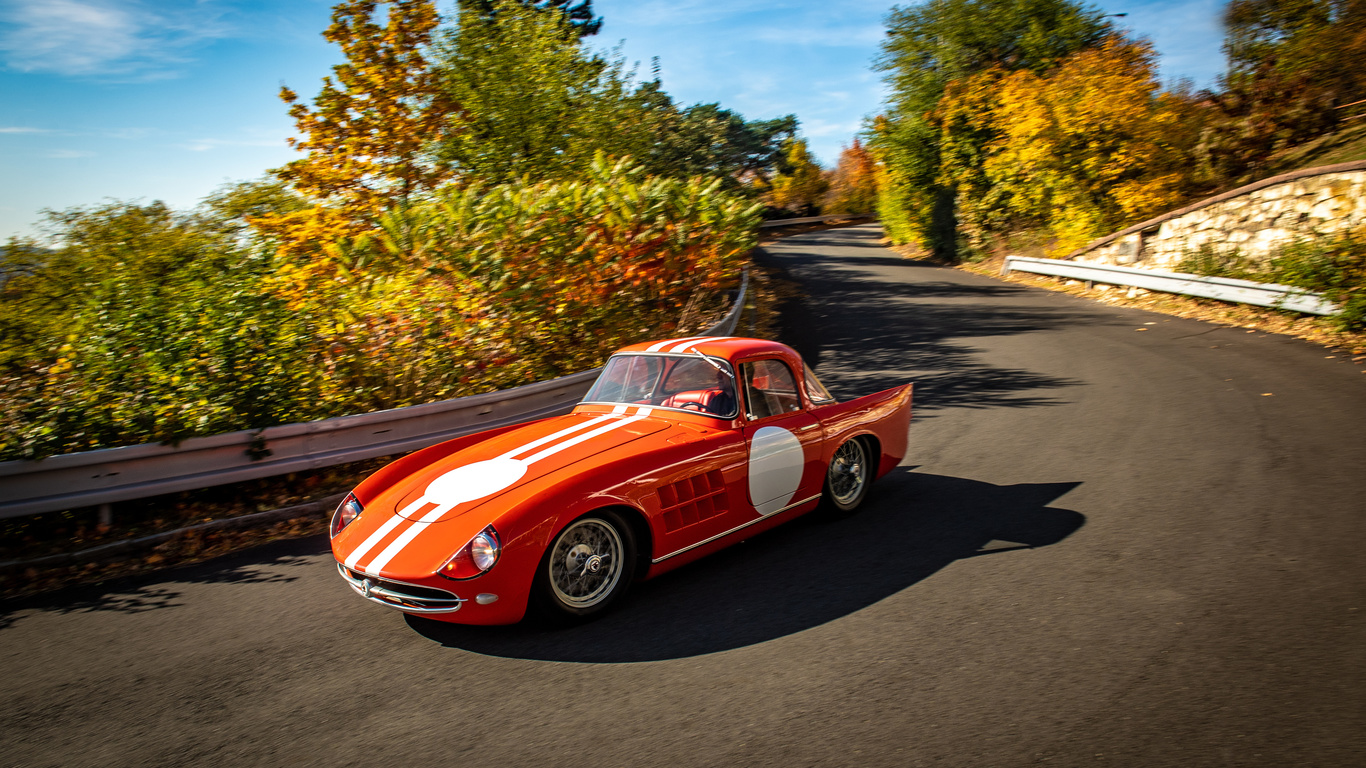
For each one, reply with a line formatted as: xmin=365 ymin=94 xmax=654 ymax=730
xmin=803 ymin=363 xmax=835 ymax=404
xmin=741 ymin=359 xmax=802 ymax=421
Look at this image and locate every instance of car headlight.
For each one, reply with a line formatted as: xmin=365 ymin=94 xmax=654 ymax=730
xmin=439 ymin=525 xmax=501 ymax=580
xmin=331 ymin=493 xmax=364 ymax=537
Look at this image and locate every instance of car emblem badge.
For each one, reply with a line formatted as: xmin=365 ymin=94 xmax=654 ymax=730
xmin=361 ymin=578 xmax=374 ymax=598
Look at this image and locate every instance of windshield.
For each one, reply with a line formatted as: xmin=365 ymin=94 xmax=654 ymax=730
xmin=583 ymin=354 xmax=739 ymax=418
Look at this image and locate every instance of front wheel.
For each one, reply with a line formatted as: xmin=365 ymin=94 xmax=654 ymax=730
xmin=823 ymin=437 xmax=871 ymax=514
xmin=531 ymin=511 xmax=637 ymax=622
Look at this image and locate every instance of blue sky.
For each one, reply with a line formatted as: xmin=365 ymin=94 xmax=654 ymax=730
xmin=0 ymin=0 xmax=1228 ymax=240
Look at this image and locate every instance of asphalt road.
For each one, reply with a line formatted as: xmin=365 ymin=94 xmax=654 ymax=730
xmin=3 ymin=223 xmax=1364 ymax=767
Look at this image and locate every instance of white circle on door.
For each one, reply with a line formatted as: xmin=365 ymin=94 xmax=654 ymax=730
xmin=748 ymin=426 xmax=803 ymax=516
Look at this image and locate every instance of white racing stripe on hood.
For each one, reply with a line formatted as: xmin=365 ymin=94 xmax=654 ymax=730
xmin=354 ymin=405 xmax=652 ymax=575
xmin=496 ymin=411 xmax=619 ymax=462
xmin=519 ymin=409 xmax=650 ymax=464
xmin=344 ymin=510 xmax=409 ymax=572
xmin=362 ymin=501 xmax=459 ymax=575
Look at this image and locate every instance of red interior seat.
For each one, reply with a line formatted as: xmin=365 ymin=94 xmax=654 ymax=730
xmin=661 ymin=389 xmax=724 ymax=412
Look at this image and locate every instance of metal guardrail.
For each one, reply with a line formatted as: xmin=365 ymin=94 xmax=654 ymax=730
xmin=0 ymin=272 xmax=749 ymax=519
xmin=760 ymin=213 xmax=873 ymax=228
xmin=1003 ymin=256 xmax=1339 ymax=316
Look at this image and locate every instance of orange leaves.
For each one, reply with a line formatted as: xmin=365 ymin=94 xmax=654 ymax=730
xmin=823 ymin=139 xmax=879 ymax=215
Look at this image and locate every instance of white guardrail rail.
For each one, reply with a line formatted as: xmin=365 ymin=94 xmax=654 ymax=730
xmin=1003 ymin=256 xmax=1339 ymax=316
xmin=0 ymin=273 xmax=749 ymax=519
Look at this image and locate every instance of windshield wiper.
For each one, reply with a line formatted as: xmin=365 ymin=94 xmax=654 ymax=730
xmin=692 ymin=349 xmax=734 ymax=379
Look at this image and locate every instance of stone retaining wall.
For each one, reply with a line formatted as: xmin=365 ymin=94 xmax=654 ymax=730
xmin=1068 ymin=161 xmax=1366 ymax=270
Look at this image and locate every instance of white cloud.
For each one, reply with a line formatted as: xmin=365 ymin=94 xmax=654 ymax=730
xmin=0 ymin=126 xmax=49 ymax=133
xmin=181 ymin=136 xmax=286 ymax=152
xmin=0 ymin=0 xmax=231 ymax=78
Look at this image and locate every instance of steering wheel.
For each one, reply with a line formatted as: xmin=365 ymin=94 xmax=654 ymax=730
xmin=678 ymin=402 xmax=705 ymax=411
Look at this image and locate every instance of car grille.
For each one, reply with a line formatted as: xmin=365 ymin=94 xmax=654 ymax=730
xmin=336 ymin=563 xmax=466 ymax=614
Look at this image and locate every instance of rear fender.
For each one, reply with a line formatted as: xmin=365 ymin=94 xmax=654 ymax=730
xmin=815 ymin=384 xmax=912 ymax=479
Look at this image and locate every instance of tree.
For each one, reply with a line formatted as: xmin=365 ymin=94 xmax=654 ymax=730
xmin=1199 ymin=0 xmax=1366 ymax=183
xmin=434 ymin=0 xmax=620 ymax=184
xmin=872 ymin=0 xmax=1114 ymax=257
xmin=435 ymin=1 xmax=798 ymax=189
xmin=255 ymin=0 xmax=456 ymax=256
xmin=975 ymin=38 xmax=1193 ymax=254
xmin=823 ymin=139 xmax=878 ymax=215
xmin=643 ymin=102 xmax=797 ymax=187
xmin=765 ymin=138 xmax=828 ymax=215
xmin=460 ymin=0 xmax=603 ymax=37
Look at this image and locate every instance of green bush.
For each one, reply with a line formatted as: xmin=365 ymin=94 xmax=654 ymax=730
xmin=1177 ymin=228 xmax=1366 ymax=331
xmin=0 ymin=160 xmax=758 ymax=461
xmin=1175 ymin=243 xmax=1261 ymax=280
xmin=1267 ymin=230 xmax=1366 ymax=331
xmin=0 ymin=200 xmax=314 ymax=459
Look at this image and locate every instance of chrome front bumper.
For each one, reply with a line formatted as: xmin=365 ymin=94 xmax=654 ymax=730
xmin=336 ymin=562 xmax=466 ymax=614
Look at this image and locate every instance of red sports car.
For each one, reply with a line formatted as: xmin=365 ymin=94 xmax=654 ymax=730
xmin=330 ymin=336 xmax=913 ymax=624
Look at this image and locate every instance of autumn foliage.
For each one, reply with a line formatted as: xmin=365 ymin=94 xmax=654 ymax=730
xmin=872 ymin=0 xmax=1364 ymax=261
xmin=252 ymin=0 xmax=457 ymax=256
xmin=762 ymin=138 xmax=829 ymax=215
xmin=822 ymin=139 xmax=878 ymax=215
xmin=0 ymin=159 xmax=757 ymax=460
xmin=939 ymin=38 xmax=1194 ymax=255
xmin=0 ymin=0 xmax=765 ymax=460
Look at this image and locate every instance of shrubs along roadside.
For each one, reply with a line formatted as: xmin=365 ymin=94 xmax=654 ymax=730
xmin=1177 ymin=226 xmax=1366 ymax=331
xmin=0 ymin=157 xmax=759 ymax=461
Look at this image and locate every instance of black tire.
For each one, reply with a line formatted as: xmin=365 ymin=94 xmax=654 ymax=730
xmin=823 ymin=437 xmax=871 ymax=514
xmin=531 ymin=510 xmax=637 ymax=622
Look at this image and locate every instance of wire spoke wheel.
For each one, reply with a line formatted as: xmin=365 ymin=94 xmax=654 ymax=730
xmin=826 ymin=438 xmax=870 ymax=512
xmin=548 ymin=517 xmax=626 ymax=609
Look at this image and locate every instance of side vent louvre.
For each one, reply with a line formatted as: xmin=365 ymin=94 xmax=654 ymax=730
xmin=660 ymin=469 xmax=728 ymax=532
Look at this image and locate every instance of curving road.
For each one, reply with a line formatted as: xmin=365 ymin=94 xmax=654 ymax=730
xmin=3 ymin=224 xmax=1364 ymax=767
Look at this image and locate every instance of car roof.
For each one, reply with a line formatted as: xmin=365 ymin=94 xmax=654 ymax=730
xmin=613 ymin=336 xmax=800 ymax=364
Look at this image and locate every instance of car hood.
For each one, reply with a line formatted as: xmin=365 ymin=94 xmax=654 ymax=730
xmin=385 ymin=408 xmax=668 ymax=522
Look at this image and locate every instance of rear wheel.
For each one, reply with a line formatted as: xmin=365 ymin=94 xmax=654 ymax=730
xmin=532 ymin=510 xmax=637 ymax=622
xmin=823 ymin=437 xmax=871 ymax=514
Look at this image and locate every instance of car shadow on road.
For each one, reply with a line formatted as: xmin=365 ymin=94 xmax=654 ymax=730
xmin=406 ymin=468 xmax=1085 ymax=662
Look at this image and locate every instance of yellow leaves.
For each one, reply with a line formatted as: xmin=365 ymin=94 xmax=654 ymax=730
xmin=938 ymin=35 xmax=1193 ymax=251
xmin=765 ymin=138 xmax=828 ymax=214
xmin=270 ymin=0 xmax=453 ymax=220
